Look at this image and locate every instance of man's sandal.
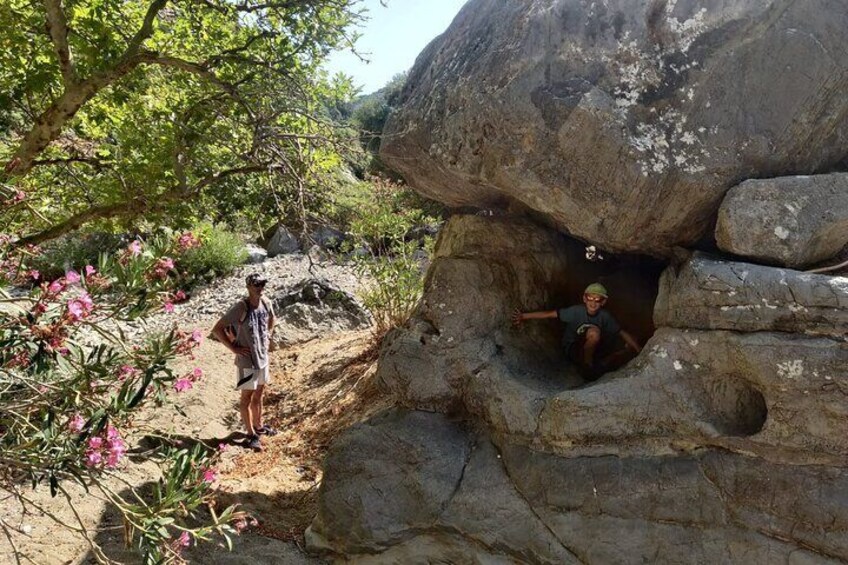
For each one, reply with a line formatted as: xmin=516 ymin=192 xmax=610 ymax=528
xmin=246 ymin=434 xmax=262 ymax=451
xmin=256 ymin=425 xmax=278 ymax=436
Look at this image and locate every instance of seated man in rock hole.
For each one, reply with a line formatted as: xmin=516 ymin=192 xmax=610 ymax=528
xmin=512 ymin=283 xmax=642 ymax=378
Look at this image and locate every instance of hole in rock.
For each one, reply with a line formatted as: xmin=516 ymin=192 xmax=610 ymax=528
xmin=701 ymin=376 xmax=767 ymax=436
xmin=504 ymin=233 xmax=664 ymax=388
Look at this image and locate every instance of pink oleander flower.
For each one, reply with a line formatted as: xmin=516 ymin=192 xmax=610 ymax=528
xmin=87 ymin=436 xmax=104 ymax=449
xmin=128 ymin=240 xmax=142 ymax=256
xmin=117 ymin=365 xmax=138 ymax=380
xmin=173 ymin=378 xmax=193 ymax=392
xmin=201 ymin=467 xmax=218 ymax=483
xmin=152 ymin=257 xmax=175 ymax=279
xmin=177 ymin=531 xmax=192 ymax=548
xmin=68 ymin=414 xmax=85 ymax=433
xmin=85 ymin=450 xmax=103 ymax=467
xmin=191 ymin=367 xmax=203 ymax=380
xmin=191 ymin=329 xmax=203 ymax=344
xmin=14 ymin=190 xmax=25 ymax=201
xmin=84 ymin=265 xmax=96 ymax=276
xmin=105 ymin=425 xmax=120 ymax=441
xmin=30 ymin=269 xmax=40 ymax=280
xmin=67 ymin=292 xmax=94 ymax=321
xmin=174 ymin=290 xmax=187 ymax=302
xmin=65 ymin=270 xmax=81 ymax=284
xmin=105 ymin=451 xmax=123 ymax=469
xmin=47 ymin=279 xmax=65 ymax=294
xmin=163 ymin=301 xmax=175 ymax=313
xmin=177 ymin=232 xmax=201 ymax=251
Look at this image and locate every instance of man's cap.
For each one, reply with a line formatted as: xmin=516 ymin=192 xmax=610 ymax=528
xmin=584 ymin=283 xmax=608 ymax=298
xmin=246 ymin=273 xmax=268 ymax=286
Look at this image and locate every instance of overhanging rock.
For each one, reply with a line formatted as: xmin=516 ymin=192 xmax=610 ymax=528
xmin=381 ymin=0 xmax=848 ymax=255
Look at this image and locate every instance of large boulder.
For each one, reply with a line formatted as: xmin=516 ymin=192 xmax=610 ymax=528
xmin=270 ymin=279 xmax=371 ymax=346
xmin=715 ymin=173 xmax=848 ymax=268
xmin=381 ymin=0 xmax=848 ymax=255
xmin=313 ymin=215 xmax=848 ymax=562
xmin=655 ymin=253 xmax=848 ymax=336
xmin=266 ymin=225 xmax=301 ymax=257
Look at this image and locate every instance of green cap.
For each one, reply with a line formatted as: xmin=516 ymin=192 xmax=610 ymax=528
xmin=584 ymin=283 xmax=608 ymax=298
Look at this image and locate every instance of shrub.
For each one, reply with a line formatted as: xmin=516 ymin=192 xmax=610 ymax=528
xmin=355 ymin=239 xmax=433 ymax=335
xmin=29 ymin=233 xmax=127 ymax=281
xmin=177 ymin=223 xmax=248 ymax=286
xmin=346 ymin=178 xmax=438 ymax=335
xmin=0 ymin=232 xmax=240 ymax=563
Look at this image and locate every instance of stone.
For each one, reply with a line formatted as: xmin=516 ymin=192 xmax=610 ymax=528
xmin=308 ymin=410 xmax=581 ymax=563
xmin=378 ymin=214 xmax=660 ymax=413
xmin=716 ymin=173 xmax=848 ymax=268
xmin=315 ymin=214 xmax=848 ymax=562
xmin=244 ymin=244 xmax=267 ymax=264
xmin=536 ymin=328 xmax=848 ymax=458
xmin=266 ymin=225 xmax=300 ymax=256
xmin=501 ymin=444 xmax=848 ymax=564
xmin=306 ymin=410 xmax=473 ymax=554
xmin=381 ymin=0 xmax=848 ymax=255
xmin=307 ymin=225 xmax=346 ymax=250
xmin=654 ymin=253 xmax=848 ymax=337
xmin=271 ymin=279 xmax=371 ymax=346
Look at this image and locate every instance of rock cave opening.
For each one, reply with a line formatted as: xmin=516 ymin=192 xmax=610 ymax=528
xmin=501 ymin=231 xmax=666 ymax=388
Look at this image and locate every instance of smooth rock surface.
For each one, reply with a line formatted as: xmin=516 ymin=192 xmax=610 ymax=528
xmin=716 ymin=173 xmax=848 ymax=268
xmin=655 ymin=253 xmax=848 ymax=336
xmin=308 ymin=410 xmax=472 ymax=554
xmin=266 ymin=224 xmax=301 ymax=256
xmin=382 ymin=0 xmax=848 ymax=255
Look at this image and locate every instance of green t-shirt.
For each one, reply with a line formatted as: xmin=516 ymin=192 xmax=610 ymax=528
xmin=557 ymin=305 xmax=620 ymax=350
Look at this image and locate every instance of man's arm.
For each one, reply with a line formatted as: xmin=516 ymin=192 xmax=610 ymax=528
xmin=619 ymin=330 xmax=642 ymax=353
xmin=512 ymin=309 xmax=558 ymax=326
xmin=212 ymin=315 xmax=250 ymax=357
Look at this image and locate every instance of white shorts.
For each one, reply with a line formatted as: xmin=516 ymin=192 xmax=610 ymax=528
xmin=236 ymin=365 xmax=270 ymax=391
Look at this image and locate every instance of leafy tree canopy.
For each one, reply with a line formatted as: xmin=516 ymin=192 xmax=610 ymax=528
xmin=0 ymin=0 xmax=362 ymax=245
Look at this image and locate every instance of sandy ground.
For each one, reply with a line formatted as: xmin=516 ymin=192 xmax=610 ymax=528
xmin=0 ymin=316 xmax=391 ymax=564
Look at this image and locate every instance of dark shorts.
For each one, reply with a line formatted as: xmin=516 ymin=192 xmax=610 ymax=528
xmin=566 ymin=327 xmax=620 ymax=364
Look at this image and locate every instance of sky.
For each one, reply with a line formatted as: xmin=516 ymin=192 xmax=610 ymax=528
xmin=323 ymin=0 xmax=468 ymax=95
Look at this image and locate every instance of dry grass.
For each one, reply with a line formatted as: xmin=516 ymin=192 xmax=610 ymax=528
xmin=220 ymin=329 xmax=394 ymax=543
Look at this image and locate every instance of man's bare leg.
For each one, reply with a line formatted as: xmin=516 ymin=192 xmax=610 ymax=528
xmin=250 ymin=385 xmax=265 ymax=430
xmin=240 ymin=390 xmax=256 ymax=436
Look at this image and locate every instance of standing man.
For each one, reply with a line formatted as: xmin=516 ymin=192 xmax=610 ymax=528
xmin=512 ymin=283 xmax=642 ymax=379
xmin=213 ymin=273 xmax=277 ymax=450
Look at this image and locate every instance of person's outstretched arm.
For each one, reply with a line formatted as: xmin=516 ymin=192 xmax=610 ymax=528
xmin=619 ymin=330 xmax=642 ymax=353
xmin=512 ymin=309 xmax=558 ymax=326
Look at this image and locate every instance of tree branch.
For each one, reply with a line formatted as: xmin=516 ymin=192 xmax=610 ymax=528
xmin=14 ymin=164 xmax=285 ymax=246
xmin=3 ymin=0 xmax=169 ymax=179
xmin=121 ymin=0 xmax=169 ymax=60
xmin=136 ymin=52 xmax=252 ymax=113
xmin=43 ymin=0 xmax=77 ymax=85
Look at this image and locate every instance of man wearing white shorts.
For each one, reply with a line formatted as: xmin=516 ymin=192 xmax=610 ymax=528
xmin=213 ymin=273 xmax=276 ymax=450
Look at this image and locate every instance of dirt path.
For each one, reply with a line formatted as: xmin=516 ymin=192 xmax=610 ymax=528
xmin=0 ymin=316 xmax=391 ymax=564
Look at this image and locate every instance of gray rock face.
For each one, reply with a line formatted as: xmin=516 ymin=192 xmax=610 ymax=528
xmin=266 ymin=225 xmax=301 ymax=256
xmin=381 ymin=0 xmax=848 ymax=255
xmin=244 ymin=244 xmax=268 ymax=264
xmin=311 ymin=215 xmax=848 ymax=562
xmin=307 ymin=410 xmax=473 ymax=554
xmin=655 ymin=253 xmax=848 ymax=336
xmin=716 ymin=174 xmax=848 ymax=268
xmin=271 ymin=279 xmax=371 ymax=346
